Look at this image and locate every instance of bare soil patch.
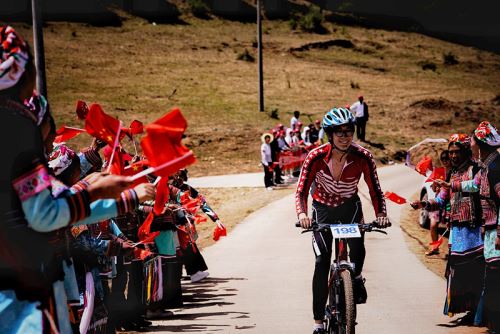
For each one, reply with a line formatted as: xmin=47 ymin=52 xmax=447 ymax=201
xmin=400 ymin=193 xmax=448 ymax=278
xmin=13 ymin=14 xmax=500 ymax=176
xmin=192 ymin=186 xmax=294 ymax=249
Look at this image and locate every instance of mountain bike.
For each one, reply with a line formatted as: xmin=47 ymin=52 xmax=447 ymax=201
xmin=296 ymin=220 xmax=388 ymax=334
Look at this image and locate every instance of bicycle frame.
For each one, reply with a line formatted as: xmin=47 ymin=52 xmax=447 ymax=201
xmin=298 ymin=209 xmax=388 ymax=334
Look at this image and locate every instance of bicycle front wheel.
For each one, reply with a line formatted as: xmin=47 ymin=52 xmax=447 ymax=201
xmin=336 ymin=270 xmax=356 ymax=334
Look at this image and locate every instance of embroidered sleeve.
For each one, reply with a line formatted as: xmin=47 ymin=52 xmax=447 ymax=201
xmin=459 ymin=180 xmax=479 ymax=193
xmin=201 ymin=202 xmax=219 ymax=222
xmin=110 ymin=221 xmax=126 ymax=239
xmin=115 ymin=189 xmax=139 ymax=216
xmin=427 ymin=188 xmax=449 ymax=210
xmin=78 ymin=146 xmax=102 ymax=178
xmin=12 ymin=163 xmax=51 ymax=201
xmin=70 ymin=180 xmax=90 ymax=193
xmin=455 ymin=170 xmax=480 ymax=193
xmin=20 ymin=188 xmax=71 ymax=232
xmin=72 ymin=198 xmax=118 ymax=227
xmin=13 ymin=161 xmax=92 ymax=230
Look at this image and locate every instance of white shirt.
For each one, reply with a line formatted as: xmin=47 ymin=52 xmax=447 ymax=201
xmin=261 ymin=143 xmax=272 ymax=166
xmin=290 ymin=116 xmax=299 ymax=130
xmin=350 ymin=101 xmax=364 ymax=118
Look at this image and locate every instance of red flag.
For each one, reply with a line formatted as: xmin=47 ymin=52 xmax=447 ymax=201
xmin=429 ymin=228 xmax=449 ymax=250
xmin=137 ymin=178 xmax=170 ymax=242
xmin=415 ymin=156 xmax=433 ymax=176
xmin=194 ymin=215 xmax=207 ymax=225
xmin=54 ymin=126 xmax=85 ymax=143
xmin=123 ymin=160 xmax=149 ymax=187
xmin=384 ymin=191 xmax=407 ymax=204
xmin=130 ymin=120 xmax=144 ymax=134
xmin=108 ymin=149 xmax=124 ymax=175
xmin=124 ymin=120 xmax=144 ymax=135
xmin=101 ymin=145 xmax=124 ymax=175
xmin=76 ymin=100 xmax=89 ymax=120
xmin=213 ymin=224 xmax=227 ymax=241
xmin=134 ymin=248 xmax=153 ymax=261
xmin=85 ymin=103 xmax=122 ymax=146
xmin=179 ymin=192 xmax=201 ymax=215
xmin=426 ymin=167 xmax=446 ymax=182
xmin=140 ymin=108 xmax=196 ymax=177
xmin=153 ymin=178 xmax=170 ymax=215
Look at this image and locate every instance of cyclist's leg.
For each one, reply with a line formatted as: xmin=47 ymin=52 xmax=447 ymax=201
xmin=312 ymin=201 xmax=334 ymax=321
xmin=347 ymin=232 xmax=365 ymax=277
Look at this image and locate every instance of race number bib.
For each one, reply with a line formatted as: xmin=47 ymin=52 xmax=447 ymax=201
xmin=330 ymin=224 xmax=361 ymax=239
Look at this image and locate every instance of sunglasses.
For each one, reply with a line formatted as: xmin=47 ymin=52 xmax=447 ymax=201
xmin=333 ymin=130 xmax=354 ymax=137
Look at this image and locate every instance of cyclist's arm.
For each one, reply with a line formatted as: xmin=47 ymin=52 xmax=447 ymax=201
xmin=361 ymin=153 xmax=386 ymax=216
xmin=295 ymin=150 xmax=318 ymax=217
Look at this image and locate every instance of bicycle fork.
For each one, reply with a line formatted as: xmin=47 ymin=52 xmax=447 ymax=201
xmin=325 ymin=262 xmax=356 ymax=321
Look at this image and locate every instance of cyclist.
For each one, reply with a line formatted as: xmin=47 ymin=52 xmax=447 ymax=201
xmin=295 ymin=107 xmax=390 ymax=334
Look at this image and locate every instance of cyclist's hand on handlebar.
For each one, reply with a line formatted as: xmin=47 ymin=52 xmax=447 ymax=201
xmin=298 ymin=212 xmax=312 ymax=229
xmin=376 ymin=215 xmax=391 ymax=228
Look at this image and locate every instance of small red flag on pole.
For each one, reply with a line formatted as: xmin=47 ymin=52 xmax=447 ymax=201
xmin=132 ymin=108 xmax=196 ymax=180
xmin=384 ymin=191 xmax=407 ymax=204
xmin=54 ymin=126 xmax=85 ymax=143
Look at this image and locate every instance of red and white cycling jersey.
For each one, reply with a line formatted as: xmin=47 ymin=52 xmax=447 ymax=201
xmin=295 ymin=142 xmax=386 ymax=216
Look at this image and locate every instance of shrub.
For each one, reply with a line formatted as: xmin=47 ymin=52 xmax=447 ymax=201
xmin=270 ymin=108 xmax=279 ymax=120
xmin=350 ymin=81 xmax=360 ymax=89
xmin=418 ymin=61 xmax=437 ymax=71
xmin=289 ymin=5 xmax=326 ymax=34
xmin=443 ymin=52 xmax=459 ymax=65
xmin=237 ymin=49 xmax=255 ymax=62
xmin=187 ymin=0 xmax=210 ymax=18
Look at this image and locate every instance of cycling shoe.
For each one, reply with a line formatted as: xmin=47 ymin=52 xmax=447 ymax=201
xmin=354 ymin=277 xmax=367 ymax=304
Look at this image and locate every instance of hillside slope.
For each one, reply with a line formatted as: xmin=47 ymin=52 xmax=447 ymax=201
xmin=15 ymin=14 xmax=500 ymax=175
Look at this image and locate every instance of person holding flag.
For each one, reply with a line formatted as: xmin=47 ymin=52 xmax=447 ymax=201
xmin=424 ymin=150 xmax=451 ymax=256
xmin=434 ymin=122 xmax=500 ymax=332
xmin=0 ymin=26 xmax=137 ymax=333
xmin=171 ymin=168 xmax=226 ymax=282
xmin=411 ymin=134 xmax=483 ymax=324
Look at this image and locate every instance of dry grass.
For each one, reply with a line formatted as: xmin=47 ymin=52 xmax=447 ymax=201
xmin=14 ymin=13 xmax=500 ymax=176
xmin=189 ymin=186 xmax=294 ymax=249
xmin=400 ymin=193 xmax=449 ymax=278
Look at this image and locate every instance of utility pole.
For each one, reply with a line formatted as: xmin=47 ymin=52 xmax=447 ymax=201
xmin=257 ymin=0 xmax=264 ymax=112
xmin=31 ymin=0 xmax=47 ymax=97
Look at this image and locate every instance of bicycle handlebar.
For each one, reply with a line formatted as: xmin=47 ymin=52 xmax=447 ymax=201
xmin=295 ymin=221 xmax=390 ymax=234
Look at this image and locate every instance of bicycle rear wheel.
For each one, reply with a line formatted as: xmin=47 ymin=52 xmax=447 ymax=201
xmin=332 ymin=270 xmax=356 ymax=334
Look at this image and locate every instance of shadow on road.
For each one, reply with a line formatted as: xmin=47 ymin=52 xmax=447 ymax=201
xmin=147 ymin=323 xmax=230 ymax=332
xmin=151 ymin=277 xmax=252 ymax=333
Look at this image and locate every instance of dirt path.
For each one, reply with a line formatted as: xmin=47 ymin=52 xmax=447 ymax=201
xmin=150 ymin=165 xmax=486 ymax=333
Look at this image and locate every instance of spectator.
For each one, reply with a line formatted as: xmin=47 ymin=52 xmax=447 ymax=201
xmin=261 ymin=133 xmax=274 ymax=190
xmin=425 ymin=150 xmax=451 ymax=256
xmin=411 ymin=134 xmax=483 ymax=324
xmin=302 ymin=125 xmax=312 ymax=146
xmin=285 ymin=128 xmax=293 ymax=147
xmin=270 ymin=130 xmax=284 ymax=184
xmin=350 ymin=96 xmax=369 ymax=142
xmin=309 ymin=119 xmax=324 ymax=145
xmin=277 ymin=129 xmax=288 ymax=151
xmin=290 ymin=110 xmax=300 ymax=130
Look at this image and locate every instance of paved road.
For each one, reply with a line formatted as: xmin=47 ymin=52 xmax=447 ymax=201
xmin=153 ymin=165 xmax=486 ymax=333
xmin=189 ymin=173 xmax=264 ymax=188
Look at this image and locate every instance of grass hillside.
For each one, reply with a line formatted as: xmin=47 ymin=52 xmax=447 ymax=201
xmin=15 ymin=12 xmax=500 ymax=176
